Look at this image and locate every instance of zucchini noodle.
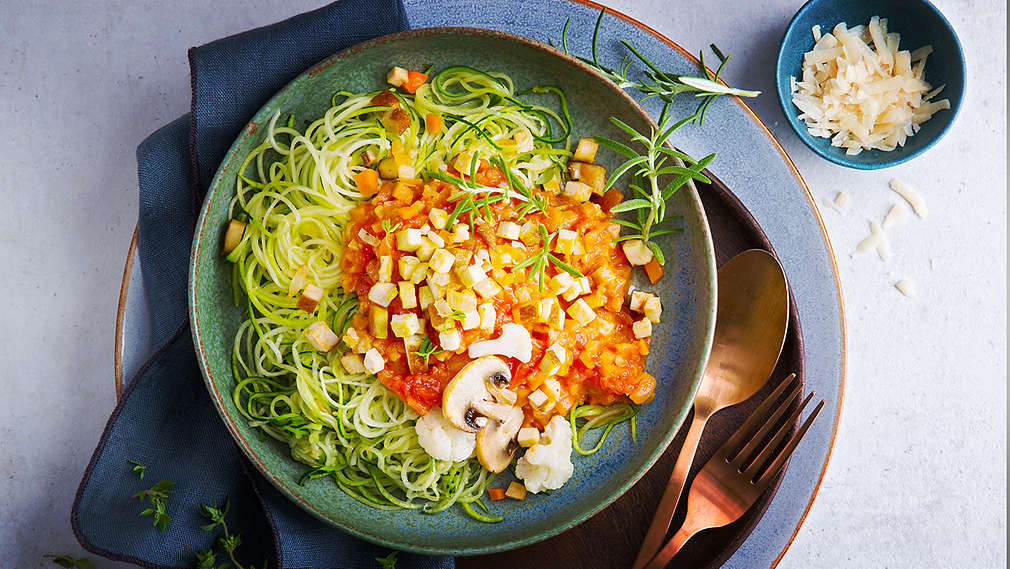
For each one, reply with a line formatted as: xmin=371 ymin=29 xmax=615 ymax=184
xmin=569 ymin=403 xmax=639 ymax=456
xmin=226 ymin=67 xmax=578 ymax=517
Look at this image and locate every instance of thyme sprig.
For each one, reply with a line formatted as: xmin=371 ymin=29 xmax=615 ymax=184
xmin=197 ymin=498 xmax=265 ymax=569
xmin=595 ymin=113 xmax=715 ymax=264
xmin=132 ymin=479 xmax=175 ymax=531
xmin=128 ymin=459 xmax=147 ymax=479
xmin=556 ymin=9 xmax=759 ymax=125
xmin=43 ymin=555 xmax=95 ymax=569
xmin=514 ymin=224 xmax=584 ymax=290
xmin=415 ymin=336 xmax=444 ymax=365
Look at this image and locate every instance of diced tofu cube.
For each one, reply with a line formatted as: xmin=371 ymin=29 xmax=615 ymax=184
xmin=297 ymin=284 xmax=324 ymax=313
xmin=447 ymin=290 xmax=478 ymax=312
xmin=536 ymin=298 xmax=556 ymax=323
xmin=596 ymin=316 xmax=615 ymax=336
xmin=377 ymin=255 xmax=393 ymax=283
xmin=428 ymin=248 xmax=455 ymax=274
xmin=518 ymin=221 xmax=539 ymax=245
xmin=549 ymin=272 xmax=576 ymax=293
xmin=543 ymin=177 xmax=562 ymax=195
xmin=478 ymin=303 xmax=496 ymax=331
xmin=369 ymin=306 xmax=388 ymax=339
xmin=549 ymin=305 xmax=566 ymax=330
xmin=426 ymin=275 xmax=446 ymax=299
xmin=573 ymin=137 xmax=599 ymax=162
xmin=398 ymin=282 xmax=417 ymax=309
xmin=622 ymin=239 xmax=654 ymax=266
xmin=428 ymin=208 xmax=449 ymax=230
xmin=363 ymin=348 xmax=385 ymax=374
xmin=415 ymin=237 xmax=436 ymax=261
xmin=452 ymin=151 xmax=475 ymax=174
xmin=430 ymin=272 xmax=451 ymax=288
xmin=303 ymin=321 xmax=339 ymax=352
xmin=475 ymin=249 xmax=492 ymax=269
xmin=368 ymin=283 xmax=398 ymax=307
xmin=342 ymin=327 xmax=360 ymax=349
xmin=528 ymin=389 xmax=549 ymax=408
xmin=644 ymin=295 xmax=662 ymax=323
xmin=427 ymin=231 xmax=446 ymax=248
xmin=402 ymin=334 xmax=427 ymax=374
xmin=555 ymin=229 xmax=578 ymax=255
xmin=567 ymin=298 xmax=597 ymax=325
xmin=453 ymin=248 xmax=473 ymax=267
xmin=561 ymin=284 xmax=582 ymax=303
xmin=497 ymin=221 xmax=522 ymax=240
xmin=630 ymin=290 xmax=650 ymax=311
xmin=418 ymin=286 xmax=434 ymax=309
xmin=340 ymin=353 xmax=365 ymax=374
xmin=357 ymin=228 xmax=379 ymax=246
xmin=633 ymin=318 xmax=653 ymax=338
xmin=472 ymin=278 xmax=501 ymax=299
xmin=567 ymin=161 xmax=607 ymax=194
xmin=397 ymin=163 xmax=415 ymax=179
xmin=461 ymin=309 xmax=480 ymax=331
xmin=455 ymin=264 xmax=487 ymax=288
xmin=451 ymin=223 xmax=470 ymax=243
xmin=577 ymin=276 xmax=592 ymax=295
xmin=398 ymin=256 xmax=420 ymax=282
xmin=517 ymin=427 xmax=540 ymax=447
xmin=390 ymin=313 xmax=422 ymax=338
xmin=542 ymin=377 xmax=563 ymax=401
xmin=545 ymin=344 xmax=567 ymax=367
xmin=433 ymin=299 xmax=454 ymax=316
xmin=439 ymin=329 xmax=462 ymax=351
xmin=409 ymin=262 xmax=428 ymax=285
xmin=386 ymin=66 xmax=409 ymax=87
xmin=505 ymin=481 xmax=527 ymax=501
xmin=395 ymin=228 xmax=424 ymax=252
xmin=563 ymin=181 xmax=592 ymax=202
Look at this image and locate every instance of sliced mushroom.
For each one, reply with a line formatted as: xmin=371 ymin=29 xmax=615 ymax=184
xmin=475 ymin=406 xmax=525 ymax=473
xmin=442 ymin=356 xmax=515 ymax=433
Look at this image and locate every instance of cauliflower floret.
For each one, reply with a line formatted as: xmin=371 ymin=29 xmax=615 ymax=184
xmin=515 ymin=415 xmax=574 ymax=493
xmin=415 ymin=406 xmax=476 ymax=462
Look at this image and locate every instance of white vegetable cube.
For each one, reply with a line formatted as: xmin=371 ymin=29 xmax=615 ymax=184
xmin=390 ymin=313 xmax=422 ymax=338
xmin=439 ymin=329 xmax=462 ymax=351
xmin=452 ymin=151 xmax=475 ymax=173
xmin=544 ymin=343 xmax=567 ymax=368
xmin=622 ymin=240 xmax=654 ymax=266
xmin=630 ymin=290 xmax=650 ymax=312
xmin=428 ymin=248 xmax=455 ymax=274
xmin=451 ymin=223 xmax=470 ymax=243
xmin=427 ymin=231 xmax=446 ymax=248
xmin=555 ymin=229 xmax=578 ymax=255
xmin=398 ymin=282 xmax=417 ymax=309
xmin=415 ymin=237 xmax=436 ymax=261
xmin=368 ymin=282 xmax=398 ymax=307
xmin=428 ymin=208 xmax=449 ymax=229
xmin=518 ymin=221 xmax=538 ymax=244
xmin=543 ymin=177 xmax=561 ymax=195
xmin=426 ymin=275 xmax=446 ymax=299
xmin=548 ymin=272 xmax=576 ymax=294
xmin=528 ymin=389 xmax=550 ymax=408
xmin=357 ymin=228 xmax=379 ymax=246
xmin=455 ymin=264 xmax=487 ymax=288
xmin=595 ymin=317 xmax=615 ymax=336
xmin=472 ymin=278 xmax=501 ymax=299
xmin=549 ymin=306 xmax=566 ymax=330
xmin=497 ymin=221 xmax=522 ymax=240
xmin=517 ymin=427 xmax=541 ymax=448
xmin=433 ymin=299 xmax=454 ymax=316
xmin=447 ymin=290 xmax=478 ymax=313
xmin=409 ymin=262 xmax=428 ymax=285
xmin=377 ymin=255 xmax=393 ymax=282
xmin=418 ymin=286 xmax=434 ymax=309
xmin=386 ymin=66 xmax=409 ymax=87
xmin=536 ymin=298 xmax=557 ymax=323
xmin=461 ymin=309 xmax=480 ymax=331
xmin=542 ymin=377 xmax=563 ymax=401
xmin=566 ymin=298 xmax=597 ymax=325
xmin=342 ymin=327 xmax=361 ymax=350
xmin=513 ymin=129 xmax=535 ymax=153
xmin=644 ymin=295 xmax=663 ymax=323
xmin=633 ymin=318 xmax=653 ymax=339
xmin=573 ymin=137 xmax=599 ymax=162
xmin=395 ymin=228 xmax=424 ymax=252
xmin=478 ymin=303 xmax=496 ymax=331
xmin=398 ymin=256 xmax=420 ymax=282
xmin=563 ymin=181 xmax=592 ymax=202
xmin=304 ymin=321 xmax=339 ymax=352
xmin=340 ymin=353 xmax=366 ymax=374
xmin=363 ymin=348 xmax=385 ymax=374
xmin=397 ymin=164 xmax=415 ymax=179
xmin=297 ymin=284 xmax=324 ymax=313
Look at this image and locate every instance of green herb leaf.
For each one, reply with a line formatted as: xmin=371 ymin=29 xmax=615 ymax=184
xmin=376 ymin=551 xmax=399 ymax=569
xmin=43 ymin=555 xmax=96 ymax=569
xmin=128 ymin=460 xmax=147 ymax=480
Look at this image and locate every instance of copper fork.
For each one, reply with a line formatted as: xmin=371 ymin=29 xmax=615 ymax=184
xmin=642 ymin=373 xmax=824 ymax=569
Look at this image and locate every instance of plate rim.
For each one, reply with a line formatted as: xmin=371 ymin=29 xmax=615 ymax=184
xmin=113 ymin=2 xmax=847 ymax=565
xmin=186 ymin=25 xmax=717 ymax=555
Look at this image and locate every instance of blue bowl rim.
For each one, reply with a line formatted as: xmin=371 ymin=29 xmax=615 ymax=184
xmin=774 ymin=0 xmax=966 ymax=170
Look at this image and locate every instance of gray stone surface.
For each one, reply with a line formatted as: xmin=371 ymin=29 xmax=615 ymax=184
xmin=0 ymin=1 xmax=1004 ymax=567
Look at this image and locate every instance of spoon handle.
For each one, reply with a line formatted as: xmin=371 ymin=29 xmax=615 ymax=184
xmin=631 ymin=409 xmax=710 ymax=569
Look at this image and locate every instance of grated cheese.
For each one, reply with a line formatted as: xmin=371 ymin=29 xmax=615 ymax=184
xmin=882 ymin=202 xmax=909 ymax=228
xmin=889 ymin=178 xmax=927 ymax=218
xmin=790 ymin=17 xmax=951 ymax=155
xmin=895 ymin=279 xmax=916 ymax=297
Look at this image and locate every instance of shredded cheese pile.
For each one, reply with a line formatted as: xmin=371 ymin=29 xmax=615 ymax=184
xmin=791 ymin=17 xmax=951 ymax=155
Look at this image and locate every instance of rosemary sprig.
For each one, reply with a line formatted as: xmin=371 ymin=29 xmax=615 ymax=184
xmin=556 ymin=9 xmax=759 ymax=125
xmin=132 ymin=479 xmax=175 ymax=531
xmin=415 ymin=336 xmax=444 ymax=365
xmin=514 ymin=224 xmax=584 ymax=290
xmin=425 ymin=153 xmax=548 ymax=228
xmin=595 ymin=113 xmax=715 ymax=264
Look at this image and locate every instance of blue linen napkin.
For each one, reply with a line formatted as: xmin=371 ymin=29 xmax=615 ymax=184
xmin=71 ymin=2 xmax=453 ymax=568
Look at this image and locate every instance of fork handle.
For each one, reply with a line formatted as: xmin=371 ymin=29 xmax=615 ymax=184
xmin=631 ymin=409 xmax=710 ymax=569
xmin=641 ymin=518 xmax=704 ymax=569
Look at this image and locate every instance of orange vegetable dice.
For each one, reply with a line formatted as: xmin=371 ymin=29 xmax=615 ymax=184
xmin=403 ymin=71 xmax=428 ymax=94
xmin=487 ymin=487 xmax=506 ymax=501
xmin=425 ymin=113 xmax=442 ymax=133
xmin=391 ymin=182 xmax=415 ymax=203
xmin=600 ymin=188 xmax=624 ymax=212
xmin=354 ymin=169 xmax=379 ymax=197
xmin=644 ymin=258 xmax=664 ymax=284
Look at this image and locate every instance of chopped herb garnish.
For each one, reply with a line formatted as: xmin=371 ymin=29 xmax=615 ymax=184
xmin=415 ymin=336 xmax=444 ymax=365
xmin=133 ymin=480 xmax=175 ymax=531
xmin=513 ymin=223 xmax=584 ymax=290
xmin=199 ymin=498 xmax=265 ymax=569
xmin=381 ymin=219 xmax=401 ymax=234
xmin=43 ymin=555 xmax=96 ymax=569
xmin=446 ymin=309 xmax=467 ymax=322
xmin=376 ymin=551 xmax=399 ymax=569
xmin=128 ymin=459 xmax=147 ymax=480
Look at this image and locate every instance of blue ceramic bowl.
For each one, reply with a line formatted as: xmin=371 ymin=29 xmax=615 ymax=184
xmin=776 ymin=0 xmax=965 ymax=169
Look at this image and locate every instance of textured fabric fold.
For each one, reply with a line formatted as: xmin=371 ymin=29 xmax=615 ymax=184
xmin=73 ymin=2 xmax=453 ymax=567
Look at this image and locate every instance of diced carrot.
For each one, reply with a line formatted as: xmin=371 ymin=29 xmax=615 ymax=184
xmin=644 ymin=258 xmax=664 ymax=284
xmin=425 ymin=112 xmax=442 ymax=133
xmin=403 ymin=71 xmax=428 ymax=94
xmin=391 ymin=182 xmax=415 ymax=203
xmin=354 ymin=169 xmax=379 ymax=197
xmin=600 ymin=188 xmax=624 ymax=212
xmin=397 ymin=205 xmax=421 ymax=220
xmin=629 ymin=372 xmax=656 ymax=404
xmin=487 ymin=487 xmax=506 ymax=501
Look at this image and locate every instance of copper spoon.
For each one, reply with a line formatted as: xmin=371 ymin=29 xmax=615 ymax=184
xmin=631 ymin=249 xmax=790 ymax=569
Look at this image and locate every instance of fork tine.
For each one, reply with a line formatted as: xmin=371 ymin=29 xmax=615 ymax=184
xmin=743 ymin=391 xmax=813 ymax=479
xmin=716 ymin=373 xmax=797 ymax=461
xmin=756 ymin=397 xmax=825 ymax=487
xmin=729 ymin=378 xmax=802 ymax=468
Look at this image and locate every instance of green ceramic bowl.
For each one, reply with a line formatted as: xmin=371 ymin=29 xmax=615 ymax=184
xmin=190 ymin=27 xmax=716 ymax=555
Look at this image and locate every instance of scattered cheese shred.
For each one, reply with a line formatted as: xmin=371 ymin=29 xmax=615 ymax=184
xmin=889 ymin=178 xmax=927 ymax=218
xmin=790 ymin=17 xmax=951 ymax=155
xmin=895 ymin=279 xmax=916 ymax=297
xmin=882 ymin=202 xmax=909 ymax=228
xmin=834 ymin=191 xmax=851 ymax=208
